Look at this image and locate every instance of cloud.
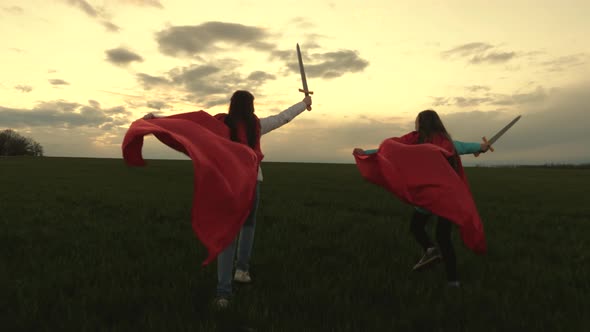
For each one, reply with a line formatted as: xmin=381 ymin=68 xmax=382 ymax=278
xmin=465 ymin=85 xmax=490 ymax=92
xmin=261 ymin=83 xmax=590 ymax=165
xmin=490 ymin=86 xmax=546 ymax=106
xmin=156 ymin=22 xmax=274 ymax=57
xmin=441 ymin=83 xmax=590 ymax=164
xmin=146 ymin=100 xmax=171 ymax=110
xmin=49 ymin=79 xmax=70 ymax=86
xmin=61 ymin=0 xmax=120 ymax=32
xmin=15 ymin=85 xmax=33 ymax=93
xmin=441 ymin=42 xmax=517 ymax=64
xmin=116 ymin=0 xmax=163 ymax=8
xmin=431 ymin=86 xmax=547 ymax=108
xmin=470 ymin=52 xmax=516 ymax=64
xmin=541 ymin=53 xmax=588 ymax=72
xmin=105 ymin=47 xmax=144 ymax=65
xmin=0 ymin=100 xmax=130 ymax=129
xmin=261 ymin=116 xmax=409 ymax=163
xmin=286 ymin=49 xmax=369 ymax=79
xmin=3 ymin=6 xmax=24 ymax=14
xmin=137 ymin=60 xmax=279 ymax=107
xmin=247 ymin=71 xmax=276 ymax=84
xmin=137 ymin=73 xmax=171 ymax=88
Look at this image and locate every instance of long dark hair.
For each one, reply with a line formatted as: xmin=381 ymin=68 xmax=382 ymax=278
xmin=416 ymin=109 xmax=459 ymax=170
xmin=225 ymin=90 xmax=257 ymax=148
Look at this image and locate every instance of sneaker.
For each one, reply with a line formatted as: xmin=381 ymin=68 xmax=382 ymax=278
xmin=212 ymin=296 xmax=230 ymax=310
xmin=412 ymin=247 xmax=442 ymax=271
xmin=234 ymin=269 xmax=252 ymax=283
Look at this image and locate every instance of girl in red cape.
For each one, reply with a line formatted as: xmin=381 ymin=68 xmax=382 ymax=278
xmin=125 ymin=91 xmax=311 ymax=309
xmin=353 ymin=110 xmax=489 ymax=287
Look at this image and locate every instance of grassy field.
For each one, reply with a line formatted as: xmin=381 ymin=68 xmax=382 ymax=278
xmin=1 ymin=157 xmax=589 ymax=331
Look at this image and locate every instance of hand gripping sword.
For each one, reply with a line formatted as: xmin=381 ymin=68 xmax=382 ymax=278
xmin=297 ymin=43 xmax=313 ymax=111
xmin=474 ymin=115 xmax=521 ymax=157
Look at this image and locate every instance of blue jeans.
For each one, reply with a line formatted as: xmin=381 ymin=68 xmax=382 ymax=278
xmin=216 ymin=182 xmax=260 ymax=297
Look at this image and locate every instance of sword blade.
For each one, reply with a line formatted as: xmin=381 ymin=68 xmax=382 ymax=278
xmin=296 ymin=43 xmax=309 ymax=94
xmin=488 ymin=115 xmax=521 ymax=145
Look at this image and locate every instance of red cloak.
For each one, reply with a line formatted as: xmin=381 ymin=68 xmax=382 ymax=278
xmin=354 ymin=132 xmax=486 ymax=254
xmin=122 ymin=111 xmax=259 ymax=265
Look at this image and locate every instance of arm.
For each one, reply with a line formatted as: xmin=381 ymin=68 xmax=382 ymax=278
xmin=259 ymin=97 xmax=310 ymax=135
xmin=453 ymin=140 xmax=488 ymax=155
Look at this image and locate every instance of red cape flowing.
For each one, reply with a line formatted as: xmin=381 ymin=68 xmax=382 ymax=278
xmin=354 ymin=137 xmax=486 ymax=254
xmin=122 ymin=111 xmax=259 ymax=265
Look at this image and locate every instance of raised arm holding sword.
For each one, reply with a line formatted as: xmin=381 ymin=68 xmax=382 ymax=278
xmin=474 ymin=115 xmax=521 ymax=157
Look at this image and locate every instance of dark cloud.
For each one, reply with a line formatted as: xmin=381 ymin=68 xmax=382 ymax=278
xmin=137 ymin=73 xmax=172 ymax=89
xmin=137 ymin=61 xmax=275 ymax=107
xmin=61 ymin=0 xmax=120 ymax=32
xmin=156 ymin=22 xmax=273 ymax=57
xmin=49 ymin=79 xmax=70 ymax=86
xmin=0 ymin=100 xmax=130 ymax=129
xmin=441 ymin=42 xmax=516 ymax=64
xmin=247 ymin=71 xmax=276 ymax=84
xmin=287 ymin=50 xmax=369 ymax=79
xmin=15 ymin=85 xmax=33 ymax=93
xmin=470 ymin=52 xmax=516 ymax=64
xmin=146 ymin=100 xmax=171 ymax=110
xmin=3 ymin=6 xmax=24 ymax=14
xmin=105 ymin=47 xmax=144 ymax=65
xmin=541 ymin=53 xmax=588 ymax=72
xmin=88 ymin=100 xmax=100 ymax=108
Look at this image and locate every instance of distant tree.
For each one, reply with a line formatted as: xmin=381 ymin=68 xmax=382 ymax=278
xmin=0 ymin=129 xmax=44 ymax=156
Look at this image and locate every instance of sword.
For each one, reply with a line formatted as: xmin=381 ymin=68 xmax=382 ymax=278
xmin=296 ymin=43 xmax=313 ymax=111
xmin=475 ymin=115 xmax=521 ymax=157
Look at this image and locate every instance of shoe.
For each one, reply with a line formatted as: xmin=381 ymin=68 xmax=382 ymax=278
xmin=213 ymin=296 xmax=230 ymax=309
xmin=447 ymin=281 xmax=461 ymax=288
xmin=412 ymin=247 xmax=442 ymax=271
xmin=234 ymin=269 xmax=252 ymax=283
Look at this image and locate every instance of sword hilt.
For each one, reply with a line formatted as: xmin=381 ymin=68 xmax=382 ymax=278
xmin=474 ymin=136 xmax=494 ymax=157
xmin=298 ymin=89 xmax=313 ymax=111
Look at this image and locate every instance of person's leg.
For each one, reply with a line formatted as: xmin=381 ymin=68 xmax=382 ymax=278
xmin=410 ymin=209 xmax=434 ymax=250
xmin=235 ymin=182 xmax=260 ymax=275
xmin=436 ymin=217 xmax=458 ymax=283
xmin=411 ymin=209 xmax=441 ymax=270
xmin=216 ymin=238 xmax=237 ymax=299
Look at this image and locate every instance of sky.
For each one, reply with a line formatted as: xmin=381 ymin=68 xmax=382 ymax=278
xmin=1 ymin=0 xmax=589 ymax=165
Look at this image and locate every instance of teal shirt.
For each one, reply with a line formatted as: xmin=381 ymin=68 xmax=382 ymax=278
xmin=363 ymin=140 xmax=482 ymax=215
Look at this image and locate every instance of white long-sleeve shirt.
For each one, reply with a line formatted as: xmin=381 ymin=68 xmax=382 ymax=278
xmin=257 ymin=101 xmax=307 ymax=181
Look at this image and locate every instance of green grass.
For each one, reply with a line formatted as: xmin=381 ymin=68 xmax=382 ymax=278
xmin=1 ymin=157 xmax=589 ymax=331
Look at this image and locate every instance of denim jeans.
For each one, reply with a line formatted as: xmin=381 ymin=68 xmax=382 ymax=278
xmin=216 ymin=182 xmax=260 ymax=297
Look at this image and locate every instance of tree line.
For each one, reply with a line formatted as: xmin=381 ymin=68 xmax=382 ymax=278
xmin=0 ymin=129 xmax=44 ymax=156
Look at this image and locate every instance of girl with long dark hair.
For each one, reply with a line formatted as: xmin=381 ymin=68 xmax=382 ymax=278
xmin=354 ymin=109 xmax=489 ymax=287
